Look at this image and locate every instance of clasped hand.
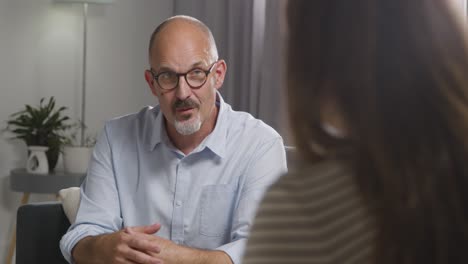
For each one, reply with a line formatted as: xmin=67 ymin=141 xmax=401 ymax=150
xmin=98 ymin=223 xmax=178 ymax=264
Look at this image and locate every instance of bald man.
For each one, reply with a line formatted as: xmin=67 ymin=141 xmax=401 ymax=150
xmin=60 ymin=15 xmax=287 ymax=264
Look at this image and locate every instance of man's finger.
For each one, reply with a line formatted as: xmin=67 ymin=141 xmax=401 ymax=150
xmin=125 ymin=233 xmax=161 ymax=254
xmin=125 ymin=223 xmax=161 ymax=235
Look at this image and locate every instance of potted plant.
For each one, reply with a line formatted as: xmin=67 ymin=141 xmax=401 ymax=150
xmin=63 ymin=121 xmax=96 ymax=174
xmin=4 ymin=97 xmax=71 ymax=171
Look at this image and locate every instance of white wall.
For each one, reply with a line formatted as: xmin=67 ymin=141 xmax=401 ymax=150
xmin=0 ymin=0 xmax=173 ymax=261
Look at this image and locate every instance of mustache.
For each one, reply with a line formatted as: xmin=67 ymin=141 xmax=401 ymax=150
xmin=173 ymin=99 xmax=199 ymax=110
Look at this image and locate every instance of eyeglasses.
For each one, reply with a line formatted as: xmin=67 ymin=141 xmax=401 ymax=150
xmin=149 ymin=61 xmax=218 ymax=90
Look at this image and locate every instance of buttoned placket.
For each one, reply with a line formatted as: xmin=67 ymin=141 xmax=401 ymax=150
xmin=171 ymin=157 xmax=188 ymax=244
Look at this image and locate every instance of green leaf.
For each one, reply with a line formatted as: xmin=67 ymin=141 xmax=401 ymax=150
xmin=3 ymin=96 xmax=72 ymax=150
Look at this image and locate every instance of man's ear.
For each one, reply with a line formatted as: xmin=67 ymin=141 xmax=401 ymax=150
xmin=213 ymin=60 xmax=227 ymax=90
xmin=145 ymin=70 xmax=159 ymax=97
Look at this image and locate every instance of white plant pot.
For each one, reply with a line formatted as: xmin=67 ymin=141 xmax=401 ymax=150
xmin=63 ymin=146 xmax=93 ymax=174
xmin=26 ymin=145 xmax=49 ymax=174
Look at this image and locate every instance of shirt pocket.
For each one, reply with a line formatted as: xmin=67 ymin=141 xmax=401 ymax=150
xmin=200 ymin=184 xmax=236 ymax=237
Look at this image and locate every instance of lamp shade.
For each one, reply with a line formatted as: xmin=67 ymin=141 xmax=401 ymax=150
xmin=55 ymin=0 xmax=113 ymax=3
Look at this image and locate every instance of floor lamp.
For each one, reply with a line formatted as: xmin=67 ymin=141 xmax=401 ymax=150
xmin=55 ymin=0 xmax=113 ymax=146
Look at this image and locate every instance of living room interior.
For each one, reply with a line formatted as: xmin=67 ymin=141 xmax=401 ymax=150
xmin=0 ymin=0 xmax=288 ymax=262
xmin=1 ymin=0 xmax=467 ymax=263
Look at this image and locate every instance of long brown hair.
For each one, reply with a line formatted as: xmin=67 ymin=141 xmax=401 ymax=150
xmin=287 ymin=1 xmax=468 ymax=263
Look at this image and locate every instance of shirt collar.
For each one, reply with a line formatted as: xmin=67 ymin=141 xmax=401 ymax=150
xmin=148 ymin=105 xmax=164 ymax=151
xmin=147 ymin=91 xmax=228 ymax=158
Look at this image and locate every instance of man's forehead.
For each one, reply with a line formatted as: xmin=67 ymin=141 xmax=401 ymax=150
xmin=151 ymin=44 xmax=213 ymax=71
xmin=156 ymin=60 xmax=210 ymax=71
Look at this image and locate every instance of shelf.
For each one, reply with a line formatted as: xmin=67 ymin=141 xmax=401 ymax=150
xmin=10 ymin=168 xmax=86 ymax=194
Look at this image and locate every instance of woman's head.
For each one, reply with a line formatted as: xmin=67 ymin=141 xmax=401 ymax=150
xmin=287 ymin=1 xmax=468 ymax=263
xmin=287 ymin=0 xmax=468 ymax=162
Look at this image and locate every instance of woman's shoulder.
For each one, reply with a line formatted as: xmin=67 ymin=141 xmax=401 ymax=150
xmin=270 ymin=160 xmax=354 ymax=199
xmin=245 ymin=160 xmax=375 ymax=264
xmin=258 ymin=159 xmax=363 ymax=222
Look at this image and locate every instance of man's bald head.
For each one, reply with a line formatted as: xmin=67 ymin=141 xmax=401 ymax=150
xmin=148 ymin=15 xmax=218 ymax=63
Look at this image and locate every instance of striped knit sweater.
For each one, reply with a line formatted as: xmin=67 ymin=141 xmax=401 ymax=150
xmin=242 ymin=161 xmax=376 ymax=264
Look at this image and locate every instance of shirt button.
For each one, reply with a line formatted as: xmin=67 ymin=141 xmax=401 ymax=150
xmin=176 ymin=200 xmax=182 ymax=207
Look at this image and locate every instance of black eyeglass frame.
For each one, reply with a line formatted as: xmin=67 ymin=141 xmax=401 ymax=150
xmin=149 ymin=61 xmax=218 ymax=90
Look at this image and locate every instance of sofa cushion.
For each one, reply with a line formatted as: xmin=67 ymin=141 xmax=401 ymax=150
xmin=58 ymin=187 xmax=80 ymax=224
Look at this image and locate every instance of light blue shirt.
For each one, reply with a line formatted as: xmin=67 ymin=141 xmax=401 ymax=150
xmin=60 ymin=93 xmax=287 ymax=264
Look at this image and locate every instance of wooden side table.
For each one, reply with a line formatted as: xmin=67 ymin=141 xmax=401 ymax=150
xmin=7 ymin=169 xmax=86 ymax=264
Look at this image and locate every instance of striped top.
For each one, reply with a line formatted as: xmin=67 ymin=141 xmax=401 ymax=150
xmin=242 ymin=161 xmax=376 ymax=264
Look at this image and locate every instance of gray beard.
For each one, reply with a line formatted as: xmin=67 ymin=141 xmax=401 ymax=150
xmin=174 ymin=114 xmax=202 ymax=135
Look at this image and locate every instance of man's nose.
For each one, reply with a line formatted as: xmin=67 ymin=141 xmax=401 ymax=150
xmin=175 ymin=75 xmax=191 ymax=100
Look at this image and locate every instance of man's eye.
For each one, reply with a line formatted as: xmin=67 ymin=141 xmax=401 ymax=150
xmin=158 ymin=72 xmax=174 ymax=80
xmin=190 ymin=69 xmax=204 ymax=76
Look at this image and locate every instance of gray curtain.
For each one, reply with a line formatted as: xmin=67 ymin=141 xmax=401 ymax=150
xmin=173 ymin=0 xmax=288 ymax=138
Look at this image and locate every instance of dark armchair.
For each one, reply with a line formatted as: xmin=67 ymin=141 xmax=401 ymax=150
xmin=16 ymin=202 xmax=70 ymax=264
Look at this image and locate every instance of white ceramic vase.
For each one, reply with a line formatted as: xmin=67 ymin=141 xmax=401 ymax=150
xmin=63 ymin=146 xmax=93 ymax=174
xmin=26 ymin=146 xmax=49 ymax=174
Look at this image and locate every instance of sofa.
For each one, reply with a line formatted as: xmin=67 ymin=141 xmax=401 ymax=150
xmin=16 ymin=202 xmax=70 ymax=264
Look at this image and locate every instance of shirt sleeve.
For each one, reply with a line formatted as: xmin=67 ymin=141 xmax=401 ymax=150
xmin=217 ymin=137 xmax=287 ymax=264
xmin=60 ymin=124 xmax=123 ymax=263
